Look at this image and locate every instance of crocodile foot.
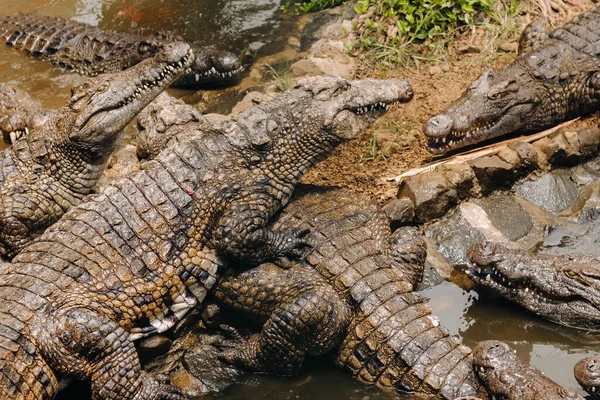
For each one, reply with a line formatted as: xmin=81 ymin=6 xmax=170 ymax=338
xmin=274 ymin=227 xmax=312 ymax=267
xmin=213 ymin=326 xmax=262 ymax=371
xmin=141 ymin=374 xmax=185 ymax=400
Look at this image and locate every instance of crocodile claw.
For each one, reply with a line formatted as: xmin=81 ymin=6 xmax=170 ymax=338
xmin=275 ymin=227 xmax=312 ymax=267
xmin=143 ymin=374 xmax=185 ymax=400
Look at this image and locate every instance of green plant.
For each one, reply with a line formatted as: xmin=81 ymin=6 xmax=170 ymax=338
xmin=281 ymin=0 xmax=345 ymax=13
xmin=266 ymin=64 xmax=293 ymax=93
xmin=353 ymin=0 xmax=499 ymax=66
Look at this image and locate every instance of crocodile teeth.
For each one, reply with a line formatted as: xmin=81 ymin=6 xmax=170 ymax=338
xmin=195 ymin=73 xmax=200 ymax=81
xmin=486 ymin=274 xmax=491 ymax=282
xmin=9 ymin=131 xmax=16 ymax=143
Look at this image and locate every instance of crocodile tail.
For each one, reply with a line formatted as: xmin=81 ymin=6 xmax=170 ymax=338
xmin=336 ymin=279 xmax=487 ymax=399
xmin=0 ymin=14 xmax=80 ymax=56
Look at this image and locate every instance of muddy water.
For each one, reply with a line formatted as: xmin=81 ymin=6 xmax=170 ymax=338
xmin=0 ymin=0 xmax=290 ymax=109
xmin=1 ymin=0 xmax=596 ymax=399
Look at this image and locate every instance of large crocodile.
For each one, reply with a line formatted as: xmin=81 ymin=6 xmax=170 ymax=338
xmin=0 ymin=42 xmax=193 ymax=258
xmin=424 ymin=5 xmax=600 ymax=154
xmin=212 ymin=187 xmax=486 ymax=399
xmin=0 ymin=75 xmax=412 ymax=400
xmin=472 ymin=340 xmax=583 ymax=399
xmin=467 ymin=241 xmax=600 ymax=330
xmin=0 ymin=13 xmax=244 ymax=88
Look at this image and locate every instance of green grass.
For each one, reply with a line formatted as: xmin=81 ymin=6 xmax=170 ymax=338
xmin=266 ymin=64 xmax=293 ymax=93
xmin=353 ymin=0 xmax=524 ymax=67
xmin=281 ymin=0 xmax=346 ymax=13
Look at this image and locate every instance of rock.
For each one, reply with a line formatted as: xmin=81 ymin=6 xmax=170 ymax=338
xmin=425 ymin=209 xmax=487 ymax=267
xmin=508 ymin=141 xmax=539 ymax=173
xmin=383 ymin=197 xmax=414 ymax=227
xmin=287 ymin=36 xmax=301 ymax=48
xmin=397 ymin=171 xmax=457 ymax=223
xmin=440 ymin=164 xmax=477 ymax=200
xmin=533 ymin=131 xmax=581 ymax=166
xmin=137 ymin=335 xmax=173 ymax=363
xmin=309 ymin=56 xmax=355 ymax=79
xmin=289 ymin=59 xmax=324 ymax=77
xmin=576 ymin=126 xmax=600 ymax=158
xmin=428 ymin=65 xmax=443 ymax=75
xmin=441 ymin=64 xmax=451 ymax=72
xmin=468 ymin=156 xmax=514 ymax=195
xmin=498 ymin=40 xmax=518 ymax=53
xmin=229 ymin=91 xmax=278 ymax=117
xmin=514 ymin=170 xmax=580 ymax=213
xmin=473 ymin=194 xmax=533 ymax=241
xmin=309 ymin=39 xmax=345 ymax=59
xmin=457 ymin=45 xmax=481 ymax=54
xmin=420 ymin=238 xmax=453 ymax=289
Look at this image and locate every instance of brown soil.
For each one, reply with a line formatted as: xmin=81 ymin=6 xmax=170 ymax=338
xmin=302 ymin=0 xmax=598 ymax=205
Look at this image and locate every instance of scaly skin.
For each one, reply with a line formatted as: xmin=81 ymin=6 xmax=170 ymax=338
xmin=473 ymin=340 xmax=583 ymax=400
xmin=0 ymin=83 xmax=46 ymax=144
xmin=467 ymin=241 xmax=600 ymax=331
xmin=135 ymin=92 xmax=204 ymax=161
xmin=213 ymin=187 xmax=486 ymax=399
xmin=424 ymin=5 xmax=600 ymax=154
xmin=0 ymin=42 xmax=194 ymax=258
xmin=0 ymin=13 xmax=244 ymax=88
xmin=0 ymin=75 xmax=412 ymax=400
xmin=575 ymin=357 xmax=600 ymax=398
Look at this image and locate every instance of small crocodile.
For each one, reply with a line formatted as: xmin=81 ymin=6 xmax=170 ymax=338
xmin=467 ymin=241 xmax=600 ymax=330
xmin=0 ymin=75 xmax=411 ymax=399
xmin=212 ymin=187 xmax=486 ymax=399
xmin=0 ymin=13 xmax=244 ymax=87
xmin=424 ymin=5 xmax=600 ymax=154
xmin=0 ymin=83 xmax=46 ymax=144
xmin=0 ymin=42 xmax=193 ymax=258
xmin=473 ymin=340 xmax=583 ymax=399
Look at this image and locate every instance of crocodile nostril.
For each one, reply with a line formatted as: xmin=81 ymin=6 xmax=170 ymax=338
xmin=424 ymin=115 xmax=453 ymax=137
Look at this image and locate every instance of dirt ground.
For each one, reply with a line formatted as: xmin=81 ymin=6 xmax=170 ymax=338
xmin=302 ymin=0 xmax=599 ymax=205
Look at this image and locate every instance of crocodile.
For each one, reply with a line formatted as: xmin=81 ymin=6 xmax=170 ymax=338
xmin=424 ymin=5 xmax=600 ymax=154
xmin=0 ymin=42 xmax=193 ymax=258
xmin=0 ymin=13 xmax=244 ymax=88
xmin=0 ymin=75 xmax=412 ymax=400
xmin=0 ymin=83 xmax=46 ymax=144
xmin=212 ymin=186 xmax=486 ymax=399
xmin=575 ymin=356 xmax=600 ymax=398
xmin=473 ymin=340 xmax=583 ymax=399
xmin=467 ymin=241 xmax=600 ymax=331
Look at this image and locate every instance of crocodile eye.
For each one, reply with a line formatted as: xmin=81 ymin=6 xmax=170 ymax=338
xmin=565 ymin=270 xmax=576 ymax=277
xmin=97 ymin=82 xmax=109 ymax=93
xmin=488 ymin=92 xmax=502 ymax=100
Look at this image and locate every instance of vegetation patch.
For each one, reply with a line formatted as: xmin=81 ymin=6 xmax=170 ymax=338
xmin=352 ymin=0 xmax=523 ymax=66
xmin=282 ymin=0 xmax=346 ymax=13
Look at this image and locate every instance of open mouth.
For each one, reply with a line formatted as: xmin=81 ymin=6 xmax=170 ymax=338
xmin=352 ymin=100 xmax=400 ymax=115
xmin=191 ymin=65 xmax=244 ymax=82
xmin=427 ymin=118 xmax=500 ymax=153
xmin=115 ymin=49 xmax=193 ymax=108
xmin=466 ymin=264 xmax=564 ymax=304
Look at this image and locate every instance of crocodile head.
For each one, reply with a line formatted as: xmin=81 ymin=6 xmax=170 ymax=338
xmin=63 ymin=42 xmax=194 ymax=157
xmin=0 ymin=84 xmax=43 ymax=144
xmin=225 ymin=76 xmax=413 ymax=175
xmin=472 ymin=340 xmax=520 ymax=390
xmin=467 ymin=241 xmax=600 ymax=330
xmin=174 ymin=44 xmax=243 ymax=87
xmin=135 ymin=92 xmax=202 ymax=160
xmin=425 ymin=67 xmax=542 ymax=154
xmin=575 ymin=357 xmax=600 ymax=398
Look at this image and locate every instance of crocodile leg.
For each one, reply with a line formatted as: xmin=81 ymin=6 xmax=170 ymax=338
xmin=213 ymin=197 xmax=311 ymax=265
xmin=38 ymin=307 xmax=184 ymax=400
xmin=213 ymin=263 xmax=351 ymax=374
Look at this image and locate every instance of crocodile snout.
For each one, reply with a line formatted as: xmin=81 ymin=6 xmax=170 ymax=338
xmin=424 ymin=114 xmax=453 ymax=137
